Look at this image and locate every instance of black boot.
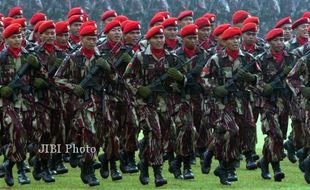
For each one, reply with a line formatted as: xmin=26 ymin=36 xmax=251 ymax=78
xmin=214 ymin=164 xmax=231 ymax=185
xmin=70 ymin=152 xmax=81 ymax=168
xmin=98 ymin=153 xmax=109 ymax=178
xmin=183 ymin=156 xmax=194 ymax=179
xmin=41 ymin=160 xmax=55 ymax=183
xmin=257 ymin=158 xmax=271 ymax=179
xmin=17 ymin=162 xmax=31 ymax=185
xmin=167 ymin=152 xmax=175 ymax=174
xmin=271 ymin=161 xmax=285 ymax=182
xmin=0 ymin=163 xmax=5 ymax=178
xmin=3 ymin=160 xmax=15 ymax=186
xmin=80 ymin=161 xmax=100 ymax=186
xmin=244 ymin=151 xmax=258 ymax=170
xmin=55 ymin=154 xmax=68 ymax=174
xmin=63 ymin=153 xmax=70 ymax=163
xmin=119 ymin=150 xmax=128 ymax=173
xmin=93 ymin=160 xmax=101 ymax=170
xmin=18 ymin=161 xmax=30 ymax=173
xmin=201 ymin=150 xmax=213 ymax=174
xmin=110 ymin=159 xmax=122 ymax=181
xmin=297 ymin=148 xmax=307 ymax=172
xmin=138 ymin=160 xmax=149 ymax=185
xmin=127 ymin=151 xmax=138 ymax=173
xmin=284 ymin=139 xmax=297 ymax=163
xmin=153 ymin=165 xmax=167 ymax=187
xmin=171 ymin=155 xmax=183 ymax=179
xmin=227 ymin=167 xmax=238 ymax=182
xmin=32 ymin=156 xmax=42 ymax=181
xmin=302 ymin=157 xmax=310 ymax=184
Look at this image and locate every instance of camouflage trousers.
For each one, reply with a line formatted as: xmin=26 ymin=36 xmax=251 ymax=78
xmin=173 ymin=102 xmax=197 ymax=157
xmin=1 ymin=104 xmax=27 ymax=162
xmin=191 ymin=96 xmax=205 ymax=150
xmin=138 ymin=105 xmax=163 ymax=166
xmin=305 ymin=109 xmax=310 ymax=155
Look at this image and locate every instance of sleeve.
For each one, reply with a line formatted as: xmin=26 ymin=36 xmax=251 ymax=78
xmin=53 ymin=58 xmax=76 ymax=94
xmin=286 ymin=56 xmax=308 ymax=96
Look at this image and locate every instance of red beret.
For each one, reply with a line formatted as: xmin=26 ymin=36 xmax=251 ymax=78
xmin=2 ymin=17 xmax=14 ymax=28
xmin=195 ymin=17 xmax=211 ymax=29
xmin=149 ymin=15 xmax=165 ymax=27
xmin=34 ymin=21 xmax=44 ymax=32
xmin=68 ymin=15 xmax=84 ymax=25
xmin=274 ymin=16 xmax=292 ymax=28
xmin=121 ymin=20 xmax=131 ymax=31
xmin=303 ymin=12 xmax=310 ymax=19
xmin=8 ymin=7 xmax=23 ymax=17
xmin=55 ymin=21 xmax=69 ymax=35
xmin=67 ymin=7 xmax=84 ymax=18
xmin=39 ymin=20 xmax=55 ymax=34
xmin=30 ymin=12 xmax=47 ymax=26
xmin=243 ymin=16 xmax=260 ymax=25
xmin=145 ymin=25 xmax=164 ymax=40
xmin=292 ymin=17 xmax=310 ymax=30
xmin=123 ymin=21 xmax=140 ymax=34
xmin=79 ymin=25 xmax=98 ymax=37
xmin=177 ymin=10 xmax=193 ymax=21
xmin=265 ymin=28 xmax=283 ymax=41
xmin=155 ymin=11 xmax=170 ymax=19
xmin=101 ymin=10 xmax=117 ymax=21
xmin=212 ymin=23 xmax=231 ymax=37
xmin=11 ymin=18 xmax=27 ymax=28
xmin=3 ymin=23 xmax=21 ymax=39
xmin=103 ymin=20 xmax=121 ymax=34
xmin=203 ymin=13 xmax=216 ymax=23
xmin=113 ymin=15 xmax=129 ymax=23
xmin=232 ymin=10 xmax=250 ymax=24
xmin=179 ymin=24 xmax=198 ymax=37
xmin=221 ymin=27 xmax=241 ymax=40
xmin=241 ymin=23 xmax=258 ymax=33
xmin=80 ymin=20 xmax=97 ymax=31
xmin=162 ymin=17 xmax=178 ymax=28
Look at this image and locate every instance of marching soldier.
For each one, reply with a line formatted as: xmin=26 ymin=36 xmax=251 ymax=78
xmin=195 ymin=17 xmax=212 ymax=50
xmin=162 ymin=17 xmax=182 ymax=52
xmin=68 ymin=15 xmax=84 ymax=49
xmin=274 ymin=17 xmax=293 ymax=42
xmin=177 ymin=10 xmax=194 ymax=29
xmin=285 ymin=17 xmax=309 ymax=52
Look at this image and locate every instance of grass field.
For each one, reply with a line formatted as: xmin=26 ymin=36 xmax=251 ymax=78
xmin=0 ymin=121 xmax=309 ymax=189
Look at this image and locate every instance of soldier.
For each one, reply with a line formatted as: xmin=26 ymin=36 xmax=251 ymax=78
xmin=241 ymin=23 xmax=265 ymax=56
xmin=274 ymin=17 xmax=293 ymax=42
xmin=149 ymin=14 xmax=165 ymax=28
xmin=98 ymin=10 xmax=117 ymax=44
xmin=292 ymin=26 xmax=310 ymax=58
xmin=0 ymin=23 xmax=37 ymax=186
xmin=162 ymin=17 xmax=182 ymax=52
xmin=177 ymin=10 xmax=194 ymax=29
xmin=195 ymin=17 xmax=212 ymax=50
xmin=231 ymin=10 xmax=250 ymax=28
xmin=68 ymin=15 xmax=84 ymax=49
xmin=124 ymin=25 xmax=172 ymax=187
xmin=256 ymin=28 xmax=296 ymax=182
xmin=11 ymin=18 xmax=35 ymax=50
xmin=209 ymin=23 xmax=231 ymax=54
xmin=54 ymin=21 xmax=73 ymax=53
xmin=122 ymin=20 xmax=143 ymax=52
xmin=203 ymin=13 xmax=217 ymax=32
xmin=285 ymin=17 xmax=309 ymax=52
xmin=7 ymin=7 xmax=23 ymax=19
xmin=202 ymin=27 xmax=258 ymax=185
xmin=27 ymin=12 xmax=47 ymax=43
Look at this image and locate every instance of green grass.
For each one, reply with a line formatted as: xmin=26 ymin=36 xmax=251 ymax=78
xmin=0 ymin=121 xmax=309 ymax=189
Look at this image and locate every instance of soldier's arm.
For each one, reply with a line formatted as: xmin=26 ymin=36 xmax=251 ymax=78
xmin=201 ymin=55 xmax=220 ymax=93
xmin=286 ymin=56 xmax=308 ymax=96
xmin=123 ymin=52 xmax=143 ymax=95
xmin=54 ymin=58 xmax=76 ymax=94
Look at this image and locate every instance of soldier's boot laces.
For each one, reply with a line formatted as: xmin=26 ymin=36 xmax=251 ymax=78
xmin=214 ymin=164 xmax=232 ymax=185
xmin=41 ymin=160 xmax=55 ymax=183
xmin=17 ymin=161 xmax=31 ymax=185
xmin=257 ymin=158 xmax=272 ymax=179
xmin=153 ymin=165 xmax=167 ymax=187
xmin=183 ymin=156 xmax=194 ymax=180
xmin=201 ymin=150 xmax=213 ymax=174
xmin=110 ymin=159 xmax=122 ymax=181
xmin=98 ymin=153 xmax=109 ymax=178
xmin=139 ymin=160 xmax=149 ymax=185
xmin=3 ymin=160 xmax=15 ymax=186
xmin=271 ymin=161 xmax=285 ymax=182
xmin=284 ymin=139 xmax=298 ymax=163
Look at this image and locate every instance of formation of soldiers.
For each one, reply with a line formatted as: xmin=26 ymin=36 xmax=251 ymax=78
xmin=0 ymin=5 xmax=310 ymax=188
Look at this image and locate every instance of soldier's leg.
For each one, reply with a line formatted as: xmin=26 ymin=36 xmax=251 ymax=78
xmin=192 ymin=97 xmax=204 ymax=162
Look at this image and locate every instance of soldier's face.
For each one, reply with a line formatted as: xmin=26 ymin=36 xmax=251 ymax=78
xmin=5 ymin=33 xmax=22 ymax=48
xmin=225 ymin=35 xmax=240 ymax=51
xmin=269 ymin=37 xmax=284 ymax=52
xmin=164 ymin=26 xmax=178 ymax=40
xmin=183 ymin=35 xmax=198 ymax=49
xmin=198 ymin=26 xmax=211 ymax=41
xmin=70 ymin=22 xmax=83 ymax=36
xmin=179 ymin=17 xmax=193 ymax=28
xmin=13 ymin=14 xmax=23 ymax=19
xmin=81 ymin=36 xmax=97 ymax=50
xmin=281 ymin=24 xmax=292 ymax=41
xmin=56 ymin=32 xmax=69 ymax=45
xmin=296 ymin=24 xmax=309 ymax=38
xmin=102 ymin=17 xmax=115 ymax=26
xmin=242 ymin=31 xmax=257 ymax=45
xmin=107 ymin=26 xmax=122 ymax=43
xmin=124 ymin=30 xmax=141 ymax=45
xmin=149 ymin=34 xmax=165 ymax=49
xmin=40 ymin=28 xmax=56 ymax=44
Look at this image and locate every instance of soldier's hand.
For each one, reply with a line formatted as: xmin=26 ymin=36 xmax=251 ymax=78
xmin=27 ymin=54 xmax=40 ymax=69
xmin=214 ymin=85 xmax=228 ymax=98
xmin=96 ymin=58 xmax=111 ymax=74
xmin=137 ymin=85 xmax=152 ymax=99
xmin=262 ymin=83 xmax=273 ymax=96
xmin=237 ymin=69 xmax=255 ymax=82
xmin=283 ymin=65 xmax=292 ymax=76
xmin=120 ymin=53 xmax=132 ymax=63
xmin=33 ymin=78 xmax=48 ymax=89
xmin=167 ymin=68 xmax=184 ymax=82
xmin=73 ymin=84 xmax=85 ymax=97
xmin=301 ymin=87 xmax=310 ymax=99
xmin=0 ymin=86 xmax=13 ymax=98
